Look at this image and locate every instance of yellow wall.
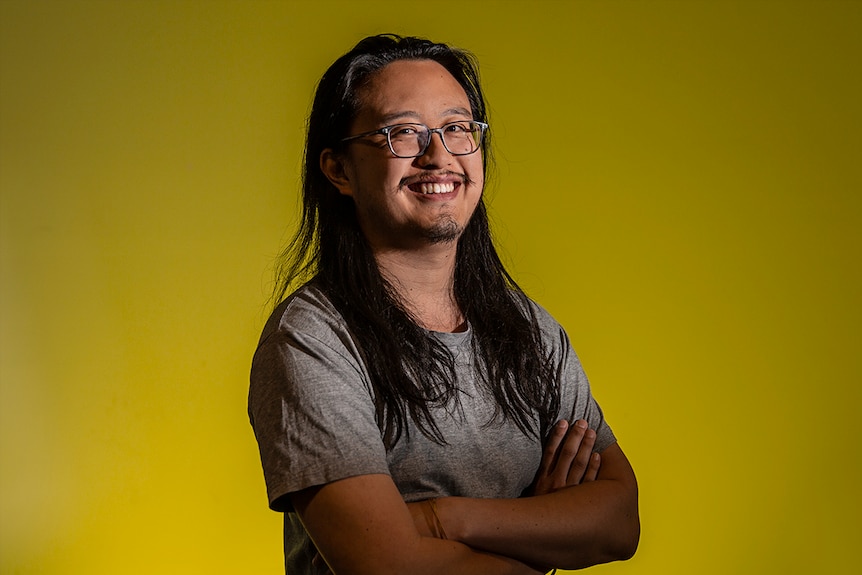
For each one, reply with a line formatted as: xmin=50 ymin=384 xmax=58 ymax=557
xmin=1 ymin=1 xmax=859 ymax=573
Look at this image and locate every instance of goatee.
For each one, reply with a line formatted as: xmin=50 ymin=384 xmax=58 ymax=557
xmin=424 ymin=217 xmax=462 ymax=244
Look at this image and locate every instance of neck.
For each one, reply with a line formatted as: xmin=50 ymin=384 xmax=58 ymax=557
xmin=374 ymin=242 xmax=464 ymax=333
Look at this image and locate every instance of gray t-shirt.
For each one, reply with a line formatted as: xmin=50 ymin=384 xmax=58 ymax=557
xmin=248 ymin=283 xmax=615 ymax=573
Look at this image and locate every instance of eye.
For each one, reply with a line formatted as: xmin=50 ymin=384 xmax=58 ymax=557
xmin=444 ymin=121 xmax=477 ymax=134
xmin=391 ymin=124 xmax=421 ymax=136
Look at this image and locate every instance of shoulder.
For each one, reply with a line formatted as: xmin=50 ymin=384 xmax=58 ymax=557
xmin=257 ymin=282 xmax=349 ymax=348
xmin=249 ymin=282 xmax=370 ymax=409
xmin=251 ymin=282 xmax=367 ymax=382
xmin=515 ymin=292 xmax=572 ymax=352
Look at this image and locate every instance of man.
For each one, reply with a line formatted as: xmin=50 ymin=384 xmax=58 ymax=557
xmin=249 ymin=34 xmax=639 ymax=574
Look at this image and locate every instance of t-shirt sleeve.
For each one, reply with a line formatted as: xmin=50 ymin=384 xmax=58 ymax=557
xmin=248 ymin=298 xmax=390 ymax=512
xmin=534 ymin=302 xmax=617 ymax=452
xmin=560 ymin=342 xmax=617 ymax=452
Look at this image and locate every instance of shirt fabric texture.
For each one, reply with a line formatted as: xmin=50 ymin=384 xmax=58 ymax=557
xmin=248 ymin=283 xmax=615 ymax=573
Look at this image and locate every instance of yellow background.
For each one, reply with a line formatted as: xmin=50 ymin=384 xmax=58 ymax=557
xmin=1 ymin=0 xmax=860 ymax=573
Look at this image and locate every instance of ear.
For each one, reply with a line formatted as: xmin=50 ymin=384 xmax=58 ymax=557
xmin=320 ymin=148 xmax=354 ymax=197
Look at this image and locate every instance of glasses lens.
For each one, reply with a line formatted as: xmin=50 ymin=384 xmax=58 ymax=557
xmin=442 ymin=121 xmax=482 ymax=155
xmin=388 ymin=125 xmax=423 ymax=157
xmin=385 ymin=122 xmax=485 ymax=157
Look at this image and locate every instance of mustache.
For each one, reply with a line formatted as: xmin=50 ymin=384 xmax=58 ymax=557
xmin=399 ymin=170 xmax=474 ymax=188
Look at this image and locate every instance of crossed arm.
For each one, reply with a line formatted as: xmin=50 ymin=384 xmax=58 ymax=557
xmin=291 ymin=420 xmax=639 ymax=575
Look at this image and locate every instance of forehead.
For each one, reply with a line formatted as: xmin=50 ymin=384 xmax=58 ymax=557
xmin=354 ymin=59 xmax=472 ymax=125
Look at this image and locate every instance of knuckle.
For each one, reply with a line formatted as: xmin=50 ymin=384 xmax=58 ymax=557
xmin=560 ymin=443 xmax=579 ymax=459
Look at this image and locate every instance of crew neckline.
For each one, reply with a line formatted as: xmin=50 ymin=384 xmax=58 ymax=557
xmin=428 ymin=323 xmax=472 ymax=350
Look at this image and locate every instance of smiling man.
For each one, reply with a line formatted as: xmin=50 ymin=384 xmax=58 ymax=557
xmin=249 ymin=34 xmax=639 ymax=575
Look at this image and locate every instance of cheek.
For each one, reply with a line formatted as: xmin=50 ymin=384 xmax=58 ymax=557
xmin=466 ymin=157 xmax=485 ymax=190
xmin=346 ymin=153 xmax=403 ymax=195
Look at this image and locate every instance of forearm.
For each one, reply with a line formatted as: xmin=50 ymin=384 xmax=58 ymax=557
xmin=435 ymin=444 xmax=639 ymax=570
xmin=316 ymin=524 xmax=544 ymax=575
xmin=293 ymin=474 xmax=545 ymax=575
xmin=404 ymin=537 xmax=546 ymax=575
xmin=440 ymin=479 xmax=638 ymax=569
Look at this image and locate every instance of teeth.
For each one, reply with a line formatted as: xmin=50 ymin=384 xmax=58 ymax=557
xmin=416 ymin=182 xmax=455 ymax=194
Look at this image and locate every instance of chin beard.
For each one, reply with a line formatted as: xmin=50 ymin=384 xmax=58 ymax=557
xmin=423 ymin=216 xmax=462 ymax=245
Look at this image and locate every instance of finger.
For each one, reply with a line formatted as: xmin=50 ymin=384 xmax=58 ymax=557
xmin=530 ymin=420 xmax=570 ymax=496
xmin=583 ymin=451 xmax=601 ymax=482
xmin=565 ymin=423 xmax=597 ymax=486
xmin=538 ymin=420 xmax=569 ymax=478
xmin=549 ymin=419 xmax=588 ymax=488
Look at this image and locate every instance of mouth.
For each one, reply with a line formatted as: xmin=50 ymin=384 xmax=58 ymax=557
xmin=407 ymin=181 xmax=459 ymax=195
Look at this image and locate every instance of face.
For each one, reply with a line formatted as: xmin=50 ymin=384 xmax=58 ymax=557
xmin=321 ymin=59 xmax=484 ymax=251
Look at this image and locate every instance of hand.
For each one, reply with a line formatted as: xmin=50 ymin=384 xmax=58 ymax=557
xmin=528 ymin=419 xmax=601 ymax=496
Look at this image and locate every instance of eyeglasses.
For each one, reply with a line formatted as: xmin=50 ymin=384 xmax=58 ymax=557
xmin=340 ymin=121 xmax=489 ymax=158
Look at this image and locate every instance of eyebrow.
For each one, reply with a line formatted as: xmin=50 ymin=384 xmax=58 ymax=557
xmin=378 ymin=107 xmax=473 ymax=125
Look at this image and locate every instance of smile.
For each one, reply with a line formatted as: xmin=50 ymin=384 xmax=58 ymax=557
xmin=409 ymin=182 xmax=457 ymax=194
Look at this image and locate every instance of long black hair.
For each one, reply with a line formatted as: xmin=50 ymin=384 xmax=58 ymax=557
xmin=274 ymin=34 xmax=560 ymax=449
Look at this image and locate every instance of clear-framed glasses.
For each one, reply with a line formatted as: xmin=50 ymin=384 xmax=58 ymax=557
xmin=340 ymin=120 xmax=489 ymax=158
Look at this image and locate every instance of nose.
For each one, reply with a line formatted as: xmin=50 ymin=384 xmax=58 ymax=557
xmin=415 ymin=130 xmax=452 ymax=168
